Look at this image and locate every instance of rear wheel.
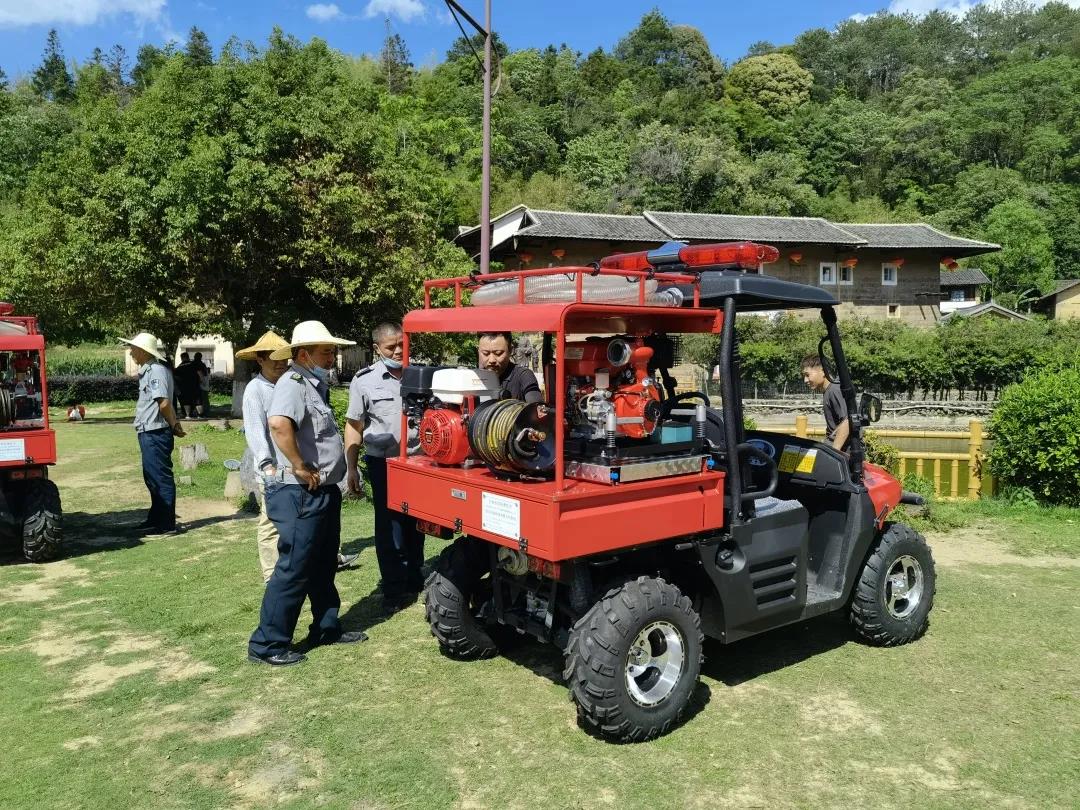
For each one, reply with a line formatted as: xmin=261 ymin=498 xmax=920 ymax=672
xmin=424 ymin=537 xmax=497 ymax=660
xmin=22 ymin=478 xmax=63 ymax=563
xmin=849 ymin=523 xmax=935 ymax=646
xmin=564 ymin=576 xmax=702 ymax=743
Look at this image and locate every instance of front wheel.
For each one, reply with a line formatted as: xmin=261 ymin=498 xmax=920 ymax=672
xmin=564 ymin=576 xmax=703 ymax=743
xmin=424 ymin=537 xmax=497 ymax=660
xmin=849 ymin=523 xmax=935 ymax=646
xmin=22 ymin=479 xmax=63 ymax=562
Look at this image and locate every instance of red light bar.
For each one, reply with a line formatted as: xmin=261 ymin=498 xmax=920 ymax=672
xmin=0 ymin=302 xmax=15 ymax=316
xmin=679 ymin=241 xmax=780 ymax=269
xmin=598 ymin=251 xmax=652 ymax=272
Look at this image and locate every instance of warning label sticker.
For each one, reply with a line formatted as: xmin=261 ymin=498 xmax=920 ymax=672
xmin=0 ymin=439 xmax=25 ymax=463
xmin=482 ymin=492 xmax=520 ymax=541
xmin=778 ymin=445 xmax=817 ymax=475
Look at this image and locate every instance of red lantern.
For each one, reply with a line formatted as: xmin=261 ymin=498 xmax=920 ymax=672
xmin=842 ymin=258 xmax=858 ymax=268
xmin=518 ymin=252 xmax=533 ymax=266
xmin=551 ymin=248 xmax=566 ymax=260
xmin=940 ymin=256 xmax=955 ymax=267
xmin=892 ymin=257 xmax=905 ymax=268
xmin=946 ymin=260 xmax=959 ymax=271
xmin=789 ymin=252 xmax=803 ymax=264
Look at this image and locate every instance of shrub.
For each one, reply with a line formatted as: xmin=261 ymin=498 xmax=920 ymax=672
xmin=988 ymin=366 xmax=1080 ymax=507
xmin=863 ymin=431 xmax=901 ymax=474
xmin=46 ymin=374 xmax=235 ymax=404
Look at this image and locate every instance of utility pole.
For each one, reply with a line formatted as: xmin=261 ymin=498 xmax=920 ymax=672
xmin=444 ymin=0 xmax=493 ymax=274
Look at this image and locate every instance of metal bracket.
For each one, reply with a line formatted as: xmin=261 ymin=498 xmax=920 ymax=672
xmin=401 ymin=502 xmax=409 ymax=514
xmin=518 ymin=536 xmax=528 ymax=553
xmin=454 ymin=517 xmax=463 ymax=533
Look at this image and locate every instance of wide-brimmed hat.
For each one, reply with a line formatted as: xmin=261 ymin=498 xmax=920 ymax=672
xmin=120 ymin=332 xmax=166 ymax=361
xmin=270 ymin=320 xmax=355 ymax=361
xmin=235 ymin=330 xmax=289 ymax=361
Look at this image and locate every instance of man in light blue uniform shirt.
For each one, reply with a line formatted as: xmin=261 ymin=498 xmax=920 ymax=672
xmin=248 ymin=321 xmax=367 ymax=667
xmin=121 ymin=332 xmax=185 ymax=536
xmin=345 ymin=322 xmax=423 ymax=614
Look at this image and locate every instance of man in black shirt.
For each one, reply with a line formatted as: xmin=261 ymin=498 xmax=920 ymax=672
xmin=477 ymin=332 xmax=543 ymax=404
xmin=801 ymin=355 xmax=850 ymax=452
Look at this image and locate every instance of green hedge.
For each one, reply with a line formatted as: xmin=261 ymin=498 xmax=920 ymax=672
xmin=682 ymin=315 xmax=1080 ymax=398
xmin=47 ymin=375 xmax=234 ymax=404
xmin=988 ymin=366 xmax=1080 ymax=506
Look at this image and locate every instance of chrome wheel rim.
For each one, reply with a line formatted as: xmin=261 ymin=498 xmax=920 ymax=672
xmin=884 ymin=554 xmax=924 ymax=620
xmin=625 ymin=621 xmax=685 ymax=707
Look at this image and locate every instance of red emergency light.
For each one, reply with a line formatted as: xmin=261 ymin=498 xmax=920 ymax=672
xmin=0 ymin=302 xmax=15 ymax=316
xmin=599 ymin=241 xmax=780 ymax=272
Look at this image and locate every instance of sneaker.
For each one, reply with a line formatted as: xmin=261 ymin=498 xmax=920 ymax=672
xmin=337 ymin=552 xmax=359 ymax=570
xmin=142 ymin=524 xmax=184 ymax=537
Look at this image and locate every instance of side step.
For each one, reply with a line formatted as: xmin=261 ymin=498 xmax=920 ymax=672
xmin=804 ymin=582 xmax=843 ymax=617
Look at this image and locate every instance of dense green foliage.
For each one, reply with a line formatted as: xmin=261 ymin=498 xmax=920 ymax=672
xmin=988 ymin=366 xmax=1080 ymax=506
xmin=0 ymin=5 xmax=1078 ymax=350
xmin=681 ymin=314 xmax=1080 ymax=398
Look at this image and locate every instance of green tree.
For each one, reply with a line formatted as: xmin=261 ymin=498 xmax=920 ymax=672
xmin=379 ymin=32 xmax=412 ymax=94
xmin=32 ymin=29 xmax=74 ymax=102
xmin=980 ymin=199 xmax=1056 ymax=302
xmin=727 ymin=53 xmax=812 ymax=117
xmin=184 ymin=27 xmax=213 ymax=68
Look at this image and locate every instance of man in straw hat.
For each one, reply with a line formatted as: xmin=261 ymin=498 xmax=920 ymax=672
xmin=237 ymin=330 xmax=362 ymax=584
xmin=121 ymin=332 xmax=185 ymax=536
xmin=248 ymin=321 xmax=367 ymax=666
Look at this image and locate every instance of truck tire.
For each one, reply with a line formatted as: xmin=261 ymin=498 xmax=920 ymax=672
xmin=849 ymin=522 xmax=935 ymax=646
xmin=424 ymin=538 xmax=497 ymax=660
xmin=22 ymin=479 xmax=62 ymax=563
xmin=563 ymin=576 xmax=703 ymax=743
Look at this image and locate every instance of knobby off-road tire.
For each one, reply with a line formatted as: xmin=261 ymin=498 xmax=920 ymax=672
xmin=22 ymin=478 xmax=63 ymax=562
xmin=850 ymin=522 xmax=935 ymax=646
xmin=563 ymin=576 xmax=703 ymax=743
xmin=424 ymin=538 xmax=497 ymax=660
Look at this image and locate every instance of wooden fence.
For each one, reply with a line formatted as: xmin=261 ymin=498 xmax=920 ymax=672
xmin=775 ymin=416 xmax=989 ymax=500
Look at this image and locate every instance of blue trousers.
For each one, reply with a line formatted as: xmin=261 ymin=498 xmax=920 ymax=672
xmin=249 ymin=483 xmax=342 ymax=657
xmin=137 ymin=428 xmax=176 ymax=531
xmin=366 ymin=455 xmax=424 ymax=599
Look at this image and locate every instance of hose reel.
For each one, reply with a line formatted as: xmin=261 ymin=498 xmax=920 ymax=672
xmin=0 ymin=388 xmax=13 ymax=428
xmin=467 ymin=398 xmax=556 ymax=475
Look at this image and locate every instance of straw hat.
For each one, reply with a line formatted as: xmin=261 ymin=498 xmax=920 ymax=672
xmin=120 ymin=332 xmax=166 ymax=362
xmin=235 ymin=330 xmax=289 ymax=361
xmin=270 ymin=320 xmax=356 ymax=361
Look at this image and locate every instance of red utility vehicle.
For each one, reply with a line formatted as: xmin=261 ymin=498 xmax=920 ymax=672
xmin=388 ymin=242 xmax=935 ymax=742
xmin=0 ymin=302 xmax=63 ymax=561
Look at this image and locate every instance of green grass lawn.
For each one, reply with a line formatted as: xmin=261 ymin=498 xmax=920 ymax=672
xmin=1 ymin=419 xmax=1078 ymax=809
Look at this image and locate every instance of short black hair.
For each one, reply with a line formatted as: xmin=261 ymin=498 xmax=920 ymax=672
xmin=801 ymin=354 xmax=823 ymax=370
xmin=372 ymin=322 xmax=402 ymax=344
xmin=477 ymin=331 xmax=512 ymax=347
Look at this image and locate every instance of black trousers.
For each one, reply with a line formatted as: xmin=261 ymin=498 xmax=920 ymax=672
xmin=137 ymin=427 xmax=176 ymax=531
xmin=366 ymin=455 xmax=424 ymax=599
xmin=248 ymin=483 xmax=342 ymax=657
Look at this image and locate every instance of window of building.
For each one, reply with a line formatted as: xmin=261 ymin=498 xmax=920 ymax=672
xmin=888 ymin=304 xmax=899 ymax=317
xmin=950 ymin=289 xmax=966 ymax=302
xmin=820 ymin=262 xmax=836 ymax=285
xmin=839 ymin=265 xmax=854 ymax=285
xmin=882 ymin=263 xmax=898 ymax=286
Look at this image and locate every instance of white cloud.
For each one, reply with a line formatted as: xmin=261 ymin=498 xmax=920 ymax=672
xmin=0 ymin=0 xmax=165 ymax=27
xmin=306 ymin=3 xmax=344 ymax=22
xmin=853 ymin=0 xmax=1080 ymax=19
xmin=362 ymin=0 xmax=426 ymax=23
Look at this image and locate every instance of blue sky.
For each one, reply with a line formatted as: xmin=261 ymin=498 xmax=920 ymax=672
xmin=0 ymin=0 xmax=1067 ymax=79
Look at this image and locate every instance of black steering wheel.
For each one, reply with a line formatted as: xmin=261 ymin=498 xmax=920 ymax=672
xmin=736 ymin=441 xmax=779 ymax=503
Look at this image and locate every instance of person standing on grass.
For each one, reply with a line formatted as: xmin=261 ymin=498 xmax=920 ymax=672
xmin=801 ymin=354 xmax=850 ymax=452
xmin=238 ymin=331 xmax=358 ymax=584
xmin=345 ymin=322 xmax=423 ymax=615
xmin=248 ymin=321 xmax=366 ymax=667
xmin=121 ymin=332 xmax=185 ymax=536
xmin=193 ymin=352 xmax=211 ymax=418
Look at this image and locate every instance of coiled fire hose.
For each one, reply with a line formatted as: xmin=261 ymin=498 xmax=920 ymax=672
xmin=0 ymin=388 xmax=13 ymax=428
xmin=467 ymin=398 xmax=554 ymax=473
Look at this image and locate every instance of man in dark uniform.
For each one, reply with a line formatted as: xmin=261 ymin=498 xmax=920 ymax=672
xmin=248 ymin=321 xmax=367 ymax=666
xmin=477 ymin=331 xmax=543 ymax=404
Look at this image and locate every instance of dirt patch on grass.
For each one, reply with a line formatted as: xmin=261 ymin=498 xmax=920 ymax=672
xmin=0 ymin=559 xmax=91 ymax=603
xmin=63 ymin=735 xmax=103 ymax=751
xmin=227 ymin=742 xmax=326 ymax=807
xmin=196 ymin=705 xmax=271 ymax=742
xmin=798 ymin=692 xmax=882 ymax=738
xmin=928 ymin=526 xmax=1080 ymax=569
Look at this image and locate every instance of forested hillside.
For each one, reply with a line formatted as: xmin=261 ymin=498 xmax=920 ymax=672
xmin=0 ymin=3 xmax=1077 ymax=347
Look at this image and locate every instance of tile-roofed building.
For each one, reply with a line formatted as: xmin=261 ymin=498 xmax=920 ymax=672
xmin=1034 ymin=279 xmax=1080 ymax=320
xmin=455 ymin=205 xmax=1002 ymax=326
xmin=939 ymin=268 xmax=991 ymax=287
xmin=836 ymin=223 xmax=999 ymax=257
xmin=941 ymin=301 xmax=1031 ymax=322
xmin=645 ymin=211 xmax=866 ymax=245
